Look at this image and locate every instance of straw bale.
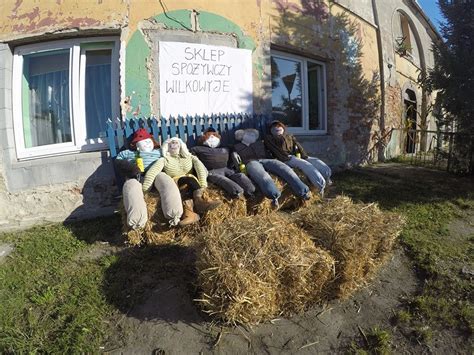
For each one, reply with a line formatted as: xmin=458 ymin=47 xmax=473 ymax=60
xmin=294 ymin=196 xmax=404 ymax=298
xmin=372 ymin=211 xmax=405 ymax=263
xmin=195 ymin=214 xmax=335 ymax=325
xmin=247 ymin=173 xmax=320 ymax=215
xmin=142 ymin=192 xmax=179 ymax=245
xmin=201 ymin=186 xmax=248 ymax=226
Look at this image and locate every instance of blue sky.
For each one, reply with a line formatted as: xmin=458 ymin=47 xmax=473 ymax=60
xmin=417 ymin=0 xmax=444 ymax=31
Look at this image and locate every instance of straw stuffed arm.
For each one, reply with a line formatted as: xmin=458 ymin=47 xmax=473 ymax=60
xmin=142 ymin=158 xmax=166 ymax=192
xmin=230 ymin=151 xmax=243 ymax=170
xmin=292 ymin=137 xmax=309 ymax=159
xmin=191 ymin=155 xmax=209 ymax=188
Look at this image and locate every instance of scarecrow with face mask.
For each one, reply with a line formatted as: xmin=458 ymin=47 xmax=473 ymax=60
xmin=190 ymin=128 xmax=256 ymax=198
xmin=115 ymin=128 xmax=162 ymax=230
xmin=142 ymin=137 xmax=221 ymax=227
xmin=264 ymin=120 xmax=332 ymax=195
xmin=232 ymin=128 xmax=311 ymax=207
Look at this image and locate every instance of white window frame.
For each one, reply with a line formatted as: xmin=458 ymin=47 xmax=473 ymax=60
xmin=271 ymin=50 xmax=327 ymax=135
xmin=12 ymin=36 xmax=120 ymax=160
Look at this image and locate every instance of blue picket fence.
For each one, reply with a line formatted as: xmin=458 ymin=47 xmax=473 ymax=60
xmin=106 ymin=113 xmax=271 ymax=158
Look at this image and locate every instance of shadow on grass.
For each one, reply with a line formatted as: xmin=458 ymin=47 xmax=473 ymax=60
xmin=102 ymin=244 xmax=204 ymax=324
xmin=63 ymin=214 xmax=124 ymax=245
xmin=330 ymin=164 xmax=474 ymax=210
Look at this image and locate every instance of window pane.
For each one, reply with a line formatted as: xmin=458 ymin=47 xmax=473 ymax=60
xmin=308 ymin=61 xmax=321 ymax=130
xmin=271 ymin=56 xmax=303 ymax=127
xmin=23 ymin=50 xmax=71 ymax=147
xmin=85 ymin=49 xmax=112 ymax=139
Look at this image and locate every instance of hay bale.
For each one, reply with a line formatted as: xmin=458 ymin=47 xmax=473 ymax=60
xmin=294 ymin=196 xmax=404 ymax=299
xmin=372 ymin=211 xmax=405 ymax=263
xmin=195 ymin=214 xmax=335 ymax=325
xmin=201 ymin=186 xmax=248 ymax=225
xmin=246 ymin=173 xmax=320 ymax=215
xmin=142 ymin=192 xmax=179 ymax=246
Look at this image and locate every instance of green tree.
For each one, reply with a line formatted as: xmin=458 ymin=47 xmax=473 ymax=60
xmin=426 ymin=0 xmax=474 ymax=173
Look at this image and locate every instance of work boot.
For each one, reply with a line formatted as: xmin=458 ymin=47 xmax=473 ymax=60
xmin=193 ymin=188 xmax=222 ymax=214
xmin=178 ymin=199 xmax=200 ymax=227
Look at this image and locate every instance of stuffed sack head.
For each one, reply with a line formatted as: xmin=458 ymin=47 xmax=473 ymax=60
xmin=161 ymin=137 xmax=190 ymax=158
xmin=198 ymin=127 xmax=222 ymax=148
xmin=130 ymin=128 xmax=160 ymax=152
xmin=235 ymin=128 xmax=260 ymax=146
xmin=269 ymin=120 xmax=286 ymax=137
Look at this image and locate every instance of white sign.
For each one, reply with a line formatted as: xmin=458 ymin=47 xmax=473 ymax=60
xmin=159 ymin=41 xmax=253 ymax=118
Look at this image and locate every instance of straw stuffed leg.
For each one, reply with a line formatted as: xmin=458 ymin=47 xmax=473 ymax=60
xmin=114 ymin=128 xmax=161 ymax=230
xmin=190 ymin=127 xmax=256 ymax=198
xmin=143 ymin=137 xmax=221 ymax=227
xmin=232 ymin=128 xmax=311 ymax=207
xmin=264 ymin=120 xmax=332 ymax=195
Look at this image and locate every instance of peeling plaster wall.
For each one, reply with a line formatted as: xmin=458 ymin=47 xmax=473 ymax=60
xmin=0 ymin=0 xmax=438 ymax=230
xmin=376 ymin=0 xmax=439 ymax=133
xmin=333 ymin=0 xmax=375 ymax=25
xmin=265 ymin=0 xmax=380 ymax=166
xmin=0 ymin=0 xmax=128 ymax=42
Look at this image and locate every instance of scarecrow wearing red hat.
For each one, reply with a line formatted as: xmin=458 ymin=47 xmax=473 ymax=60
xmin=115 ymin=128 xmax=162 ymax=230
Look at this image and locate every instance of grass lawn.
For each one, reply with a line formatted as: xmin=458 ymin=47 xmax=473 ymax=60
xmin=0 ymin=216 xmax=121 ymax=353
xmin=334 ymin=165 xmax=474 ymax=350
xmin=0 ymin=163 xmax=473 ymax=352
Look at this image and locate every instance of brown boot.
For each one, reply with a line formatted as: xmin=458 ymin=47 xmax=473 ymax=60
xmin=178 ymin=199 xmax=200 ymax=227
xmin=193 ymin=188 xmax=222 ymax=214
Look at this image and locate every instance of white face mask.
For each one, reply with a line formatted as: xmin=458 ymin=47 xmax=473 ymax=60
xmin=137 ymin=138 xmax=154 ymax=153
xmin=168 ymin=140 xmax=180 ymax=156
xmin=204 ymin=135 xmax=220 ymax=148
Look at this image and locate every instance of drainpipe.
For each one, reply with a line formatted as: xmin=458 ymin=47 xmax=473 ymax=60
xmin=371 ymin=0 xmax=387 ymax=161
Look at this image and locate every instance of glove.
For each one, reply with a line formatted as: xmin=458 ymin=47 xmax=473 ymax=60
xmin=114 ymin=159 xmax=141 ymax=179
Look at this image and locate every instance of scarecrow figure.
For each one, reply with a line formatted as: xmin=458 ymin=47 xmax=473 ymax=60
xmin=143 ymin=137 xmax=221 ymax=227
xmin=264 ymin=120 xmax=332 ymax=195
xmin=190 ymin=128 xmax=256 ymax=198
xmin=114 ymin=128 xmax=161 ymax=231
xmin=232 ymin=128 xmax=311 ymax=207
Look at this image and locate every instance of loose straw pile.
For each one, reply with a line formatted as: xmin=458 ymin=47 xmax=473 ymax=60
xmin=194 ymin=214 xmax=335 ymax=325
xmin=294 ymin=196 xmax=404 ymax=298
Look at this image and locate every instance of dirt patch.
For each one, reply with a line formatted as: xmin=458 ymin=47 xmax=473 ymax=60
xmin=101 ymin=247 xmax=419 ymax=354
xmin=74 ymin=242 xmax=121 ymax=262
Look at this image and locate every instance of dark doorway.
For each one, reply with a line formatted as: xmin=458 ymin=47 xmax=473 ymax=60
xmin=404 ymin=89 xmax=417 ymax=154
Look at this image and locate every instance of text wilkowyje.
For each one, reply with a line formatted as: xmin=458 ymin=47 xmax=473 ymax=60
xmin=165 ymin=46 xmax=233 ymax=94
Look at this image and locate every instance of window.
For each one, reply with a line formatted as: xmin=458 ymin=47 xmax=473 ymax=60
xmin=12 ymin=37 xmax=120 ymax=159
xmin=398 ymin=13 xmax=413 ymax=55
xmin=271 ymin=51 xmax=326 ymax=134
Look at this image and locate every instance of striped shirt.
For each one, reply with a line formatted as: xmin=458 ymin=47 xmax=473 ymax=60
xmin=116 ymin=149 xmax=161 ymax=172
xmin=142 ymin=154 xmax=208 ymax=192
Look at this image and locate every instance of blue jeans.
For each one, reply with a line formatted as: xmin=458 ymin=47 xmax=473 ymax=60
xmin=286 ymin=155 xmax=329 ymax=191
xmin=307 ymin=156 xmax=332 ymax=181
xmin=246 ymin=160 xmax=281 ymax=201
xmin=246 ymin=159 xmax=310 ymax=200
xmin=208 ymin=167 xmax=256 ymax=197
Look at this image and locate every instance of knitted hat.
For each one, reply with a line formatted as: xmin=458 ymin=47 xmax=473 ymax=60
xmin=131 ymin=128 xmax=152 ymax=144
xmin=270 ymin=120 xmax=286 ymax=129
